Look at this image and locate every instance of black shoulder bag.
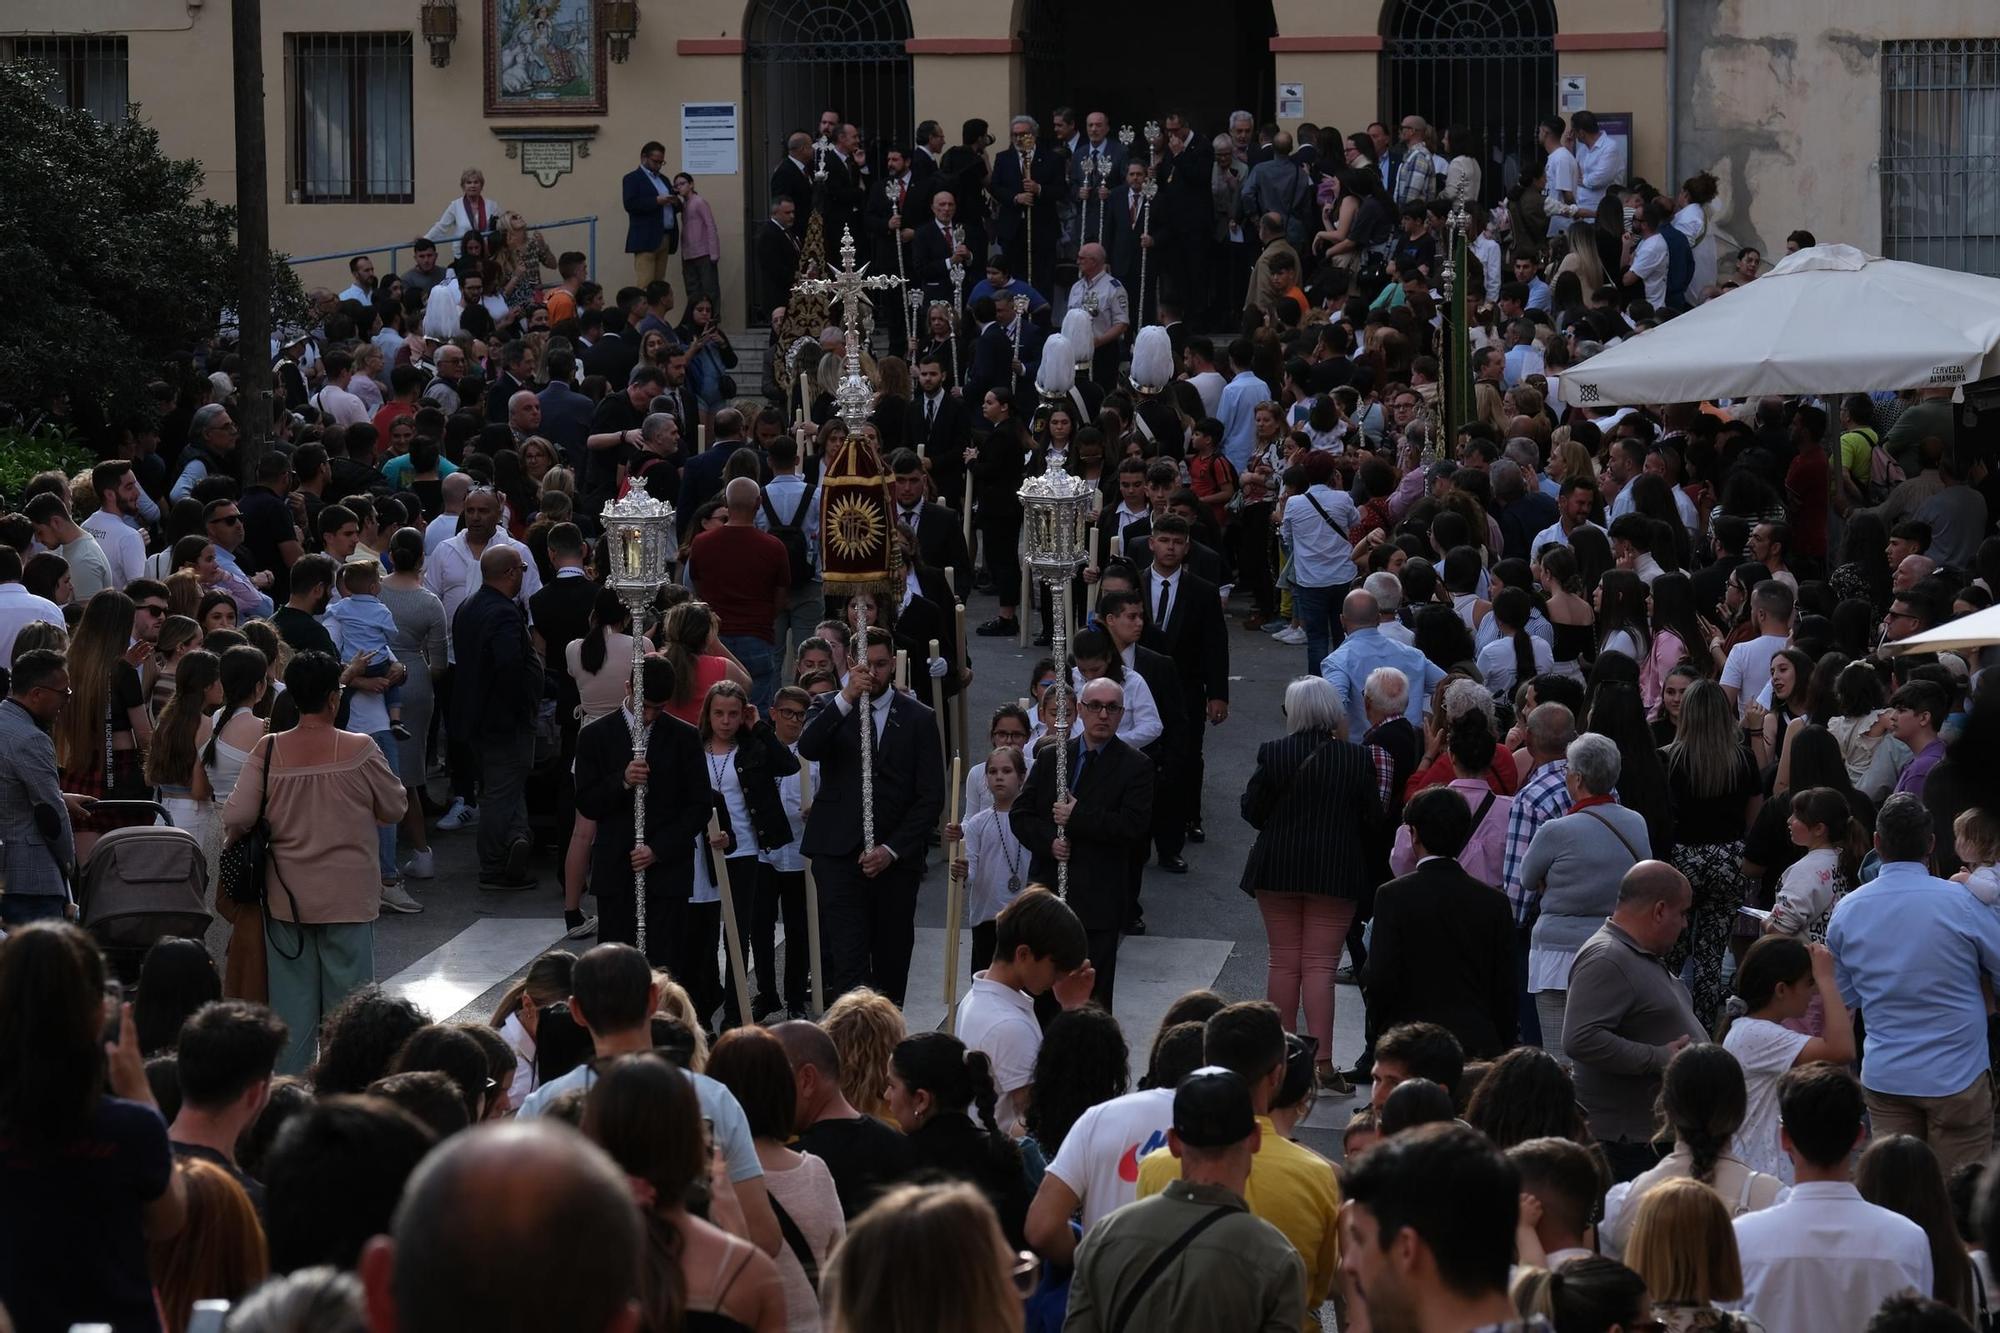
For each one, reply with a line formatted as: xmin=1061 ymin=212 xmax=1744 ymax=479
xmin=217 ymin=735 xmax=275 ymax=906
xmin=767 ymin=1195 xmax=820 ymax=1293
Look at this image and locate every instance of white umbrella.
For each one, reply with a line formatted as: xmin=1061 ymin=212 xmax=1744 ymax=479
xmin=1883 ymin=602 xmax=2000 ymax=656
xmin=1559 ymin=244 xmax=2000 ymax=407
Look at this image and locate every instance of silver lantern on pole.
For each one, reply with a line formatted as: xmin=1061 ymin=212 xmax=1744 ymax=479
xmin=1017 ymin=423 xmax=1094 ymax=899
xmin=600 ymin=487 xmax=677 ymax=956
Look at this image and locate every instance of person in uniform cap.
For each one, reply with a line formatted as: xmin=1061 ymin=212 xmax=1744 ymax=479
xmin=1064 ymin=1067 xmax=1306 ymax=1333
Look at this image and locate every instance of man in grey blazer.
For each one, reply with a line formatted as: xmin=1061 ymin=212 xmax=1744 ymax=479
xmin=0 ymin=649 xmax=80 ymax=924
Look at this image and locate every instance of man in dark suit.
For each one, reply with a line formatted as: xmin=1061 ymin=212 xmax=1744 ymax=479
xmin=1138 ymin=514 xmax=1228 ymax=859
xmin=798 ymin=627 xmax=946 ymax=1005
xmin=988 ymin=116 xmax=1066 ymax=295
xmin=755 ymin=199 xmax=803 ymax=324
xmin=450 ymin=545 xmax=544 ymax=890
xmin=888 ymin=449 xmax=971 ymax=589
xmin=672 ymin=406 xmax=748 ymax=541
xmin=939 ymin=120 xmax=994 ymax=276
xmin=820 ymin=124 xmax=870 ymax=254
xmin=905 ymin=353 xmax=971 ymax=518
xmin=1362 ymin=786 xmax=1518 ymax=1058
xmin=581 ymin=288 xmax=645 ymax=387
xmin=1068 ymin=111 xmax=1128 ymax=249
xmin=536 ymin=350 xmax=594 ymax=470
xmin=863 ymin=147 xmax=922 ymax=355
xmin=622 ymin=140 xmax=680 ymax=286
xmin=1104 ymin=159 xmax=1151 ymax=300
xmin=1096 ymin=580 xmax=1186 ymax=892
xmin=573 ymin=657 xmax=711 ymax=959
xmin=910 ymin=192 xmax=972 ymax=306
xmin=963 ymin=296 xmax=1042 ymax=406
xmin=484 ymin=340 xmax=532 ymax=425
xmin=528 ymin=522 xmax=596 ymax=756
xmin=769 ymin=132 xmax=815 ymax=239
xmin=1012 ymin=677 xmax=1154 ymax=1008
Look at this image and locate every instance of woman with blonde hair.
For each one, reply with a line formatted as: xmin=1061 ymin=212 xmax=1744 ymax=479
xmin=821 ymin=987 xmax=905 ymax=1120
xmin=1475 ymin=381 xmax=1509 ymax=438
xmin=147 ymin=613 xmax=205 ymax=717
xmin=148 ymin=1156 xmax=269 ymax=1333
xmin=1625 ymin=1178 xmax=1761 ymax=1332
xmin=491 ymin=210 xmax=556 ymax=312
xmin=55 ymin=590 xmax=154 ymax=860
xmin=165 ymin=567 xmax=204 ymax=621
xmin=651 ymin=971 xmax=711 ymax=1071
xmin=1548 ymin=434 xmax=1597 ymax=488
xmin=146 ymin=648 xmax=224 ymax=885
xmin=518 ymin=436 xmax=558 ymax=486
xmin=824 ymin=1181 xmax=1026 ymax=1333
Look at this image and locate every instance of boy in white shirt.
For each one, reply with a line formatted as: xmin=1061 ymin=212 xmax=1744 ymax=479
xmin=953 ymin=887 xmax=1096 ymax=1136
xmin=1720 ymin=579 xmax=1795 ymax=718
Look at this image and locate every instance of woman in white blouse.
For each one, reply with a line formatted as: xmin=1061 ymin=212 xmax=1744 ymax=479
xmin=425 ymin=166 xmax=501 ymax=255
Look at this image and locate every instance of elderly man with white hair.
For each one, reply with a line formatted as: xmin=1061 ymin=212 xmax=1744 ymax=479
xmin=1363 ymin=572 xmax=1415 ymax=645
xmin=992 ymin=113 xmax=1063 ymax=294
xmin=1321 ymin=587 xmax=1443 ymax=739
xmin=506 ymin=390 xmax=542 ymax=443
xmin=1514 ymin=731 xmax=1651 ymax=1058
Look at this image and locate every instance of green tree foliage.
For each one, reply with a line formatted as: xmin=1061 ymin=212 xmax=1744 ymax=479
xmin=0 ymin=62 xmax=307 ymax=444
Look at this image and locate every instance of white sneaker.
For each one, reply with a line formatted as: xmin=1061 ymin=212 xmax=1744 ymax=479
xmin=402 ymin=848 xmax=436 ymax=880
xmin=1275 ymin=625 xmax=1308 ymax=645
xmin=380 ymin=880 xmax=424 ymax=914
xmin=437 ymin=798 xmax=478 ymax=831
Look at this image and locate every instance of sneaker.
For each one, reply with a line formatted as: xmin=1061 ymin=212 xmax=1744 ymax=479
xmin=379 ymin=880 xmax=424 ymax=914
xmin=390 ymin=722 xmax=413 ymax=740
xmin=504 ymin=836 xmax=531 ymax=880
xmin=563 ymin=909 xmax=598 ymax=939
xmin=437 ymin=798 xmax=478 ymax=831
xmin=401 ymin=848 xmax=436 ymax=880
xmin=1261 ymin=619 xmax=1289 ymax=635
xmin=974 ymin=617 xmax=1019 ymax=637
xmin=1274 ymin=625 xmax=1308 ymax=645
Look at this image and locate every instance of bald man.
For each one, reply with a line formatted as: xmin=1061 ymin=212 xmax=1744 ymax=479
xmin=1011 ymin=677 xmax=1154 ymax=1009
xmin=506 ymin=389 xmax=542 ymax=443
xmin=774 ymin=1019 xmax=918 ymax=1217
xmin=685 ymin=476 xmax=793 ymax=709
xmin=1561 ymin=860 xmax=1704 ymax=1180
xmin=1071 ymin=242 xmax=1130 ymax=388
xmin=360 ymin=1123 xmax=642 ymax=1333
xmin=449 ymin=540 xmax=544 ymax=889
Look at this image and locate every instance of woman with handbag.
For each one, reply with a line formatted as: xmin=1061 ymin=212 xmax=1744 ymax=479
xmin=1239 ymin=676 xmax=1383 ymax=1093
xmin=222 ymin=650 xmax=407 ymax=1075
xmin=207 ymin=645 xmax=272 ymax=1001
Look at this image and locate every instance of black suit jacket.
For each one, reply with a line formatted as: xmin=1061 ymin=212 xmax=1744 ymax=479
xmin=965 ymin=320 xmax=1041 ymax=406
xmin=893 ymin=500 xmax=972 ymax=591
xmin=770 ymin=158 xmax=813 ymax=236
xmin=1104 ymin=185 xmax=1149 ymax=283
xmin=1012 ymin=734 xmax=1154 ymax=931
xmin=906 ymin=391 xmax=971 ymax=505
xmin=988 ymin=146 xmax=1064 ymax=245
xmin=1363 ymin=857 xmax=1518 ymax=1057
xmin=450 ymin=586 xmax=541 ymax=738
xmin=1128 ymin=643 xmax=1185 ymax=765
xmin=528 ymin=572 xmax=598 ymax=717
xmin=910 ymin=219 xmax=964 ymax=301
xmin=582 ymin=328 xmax=640 ymax=386
xmin=820 ymin=153 xmax=867 ymax=251
xmin=574 ymin=707 xmax=711 ymax=897
xmin=797 ymin=690 xmax=945 ymax=864
xmin=755 ymin=219 xmax=802 ymax=320
xmin=1140 ymin=566 xmax=1229 ymax=705
xmin=889 ymin=591 xmax=955 ymax=716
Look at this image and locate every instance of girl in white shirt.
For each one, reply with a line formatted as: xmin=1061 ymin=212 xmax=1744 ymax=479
xmin=1719 ymin=934 xmax=1856 ymax=1184
xmin=1476 ymin=587 xmax=1553 ymax=701
xmin=487 ymin=950 xmax=576 ymax=1111
xmin=1070 ymin=630 xmax=1162 ymax=750
xmin=948 ymin=745 xmax=1030 ymax=982
xmin=1766 ymin=787 xmax=1863 ymax=944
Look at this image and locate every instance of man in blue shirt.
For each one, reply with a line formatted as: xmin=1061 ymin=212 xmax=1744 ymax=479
xmin=1215 ymin=337 xmax=1271 ymax=471
xmin=1826 ymin=793 xmax=2000 ymax=1175
xmin=1320 ymin=589 xmax=1440 ymax=739
xmin=965 ymin=255 xmax=1049 ymax=320
xmin=1278 ymin=465 xmax=1359 ymax=673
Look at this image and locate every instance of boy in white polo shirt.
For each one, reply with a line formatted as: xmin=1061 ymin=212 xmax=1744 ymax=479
xmin=954 ymin=887 xmax=1096 ymax=1135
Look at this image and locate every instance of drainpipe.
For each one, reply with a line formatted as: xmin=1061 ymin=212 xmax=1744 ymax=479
xmin=1664 ymin=0 xmax=1678 ymax=188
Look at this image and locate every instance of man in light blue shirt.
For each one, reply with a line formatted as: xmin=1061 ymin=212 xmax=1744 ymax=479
xmin=1215 ymin=337 xmax=1271 ymax=470
xmin=1280 ymin=469 xmax=1360 ymax=673
xmin=1826 ymin=793 xmax=2000 ymax=1171
xmin=1321 ymin=589 xmax=1440 ymax=738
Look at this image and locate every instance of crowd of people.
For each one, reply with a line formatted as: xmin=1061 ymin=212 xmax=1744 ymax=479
xmin=5 ymin=85 xmax=2000 ymax=1333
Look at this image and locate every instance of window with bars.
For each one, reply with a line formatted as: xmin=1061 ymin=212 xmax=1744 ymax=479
xmin=1881 ymin=39 xmax=2000 ymax=277
xmin=5 ymin=35 xmax=129 ymax=121
xmin=285 ymin=32 xmax=415 ymax=204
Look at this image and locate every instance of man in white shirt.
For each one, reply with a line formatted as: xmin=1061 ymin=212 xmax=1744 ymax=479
xmin=81 ymin=460 xmax=148 ymax=590
xmin=954 ymin=888 xmax=1094 ymax=1136
xmin=1024 ymin=1018 xmax=1204 ymax=1265
xmin=1720 ymin=580 xmax=1794 ymax=717
xmin=1183 ymin=337 xmax=1228 ymax=418
xmin=1364 ymin=572 xmax=1417 ymax=645
xmin=1530 ymin=477 xmax=1606 ymax=558
xmin=336 ymin=254 xmax=378 ymax=305
xmin=310 ymin=349 xmax=371 ymax=427
xmin=24 ymin=493 xmax=114 ymax=601
xmin=425 ymin=488 xmax=540 ymax=664
xmin=1572 ymin=110 xmax=1624 ymax=220
xmin=0 ymin=548 xmax=65 ymax=667
xmin=516 ymin=942 xmax=782 ymax=1257
xmin=1623 ymin=201 xmax=1670 ymax=308
xmin=1281 ymin=471 xmax=1360 ymax=673
xmin=426 ymin=472 xmax=472 ymax=555
xmin=1735 ymin=1063 xmax=1931 ymax=1333
xmin=1540 ymin=114 xmax=1578 ymax=237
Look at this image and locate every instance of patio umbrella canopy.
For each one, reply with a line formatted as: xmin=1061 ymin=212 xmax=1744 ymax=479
xmin=1884 ymin=602 xmax=2000 ymax=656
xmin=1558 ymin=244 xmax=2000 ymax=408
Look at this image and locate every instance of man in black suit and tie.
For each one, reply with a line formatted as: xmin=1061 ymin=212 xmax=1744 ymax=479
xmin=863 ymin=147 xmax=922 ymax=356
xmin=964 ymin=295 xmax=1041 ymax=406
xmin=988 ymin=115 xmax=1066 ymax=295
xmin=905 ymin=354 xmax=971 ymax=519
xmin=528 ymin=524 xmax=598 ymax=850
xmin=910 ymin=192 xmax=972 ymax=306
xmin=1362 ymin=786 xmax=1518 ymax=1058
xmin=1139 ymin=514 xmax=1229 ymax=859
xmin=755 ymin=198 xmax=802 ymax=324
xmin=1012 ymin=677 xmax=1154 ymax=1009
xmin=1104 ymin=159 xmax=1151 ymax=301
xmin=821 ymin=124 xmax=869 ymax=253
xmin=581 ymin=288 xmax=646 ymax=386
xmin=1095 ymin=574 xmax=1186 ymax=892
xmin=769 ymin=132 xmax=815 ymax=240
xmin=572 ymin=657 xmax=712 ymax=959
xmin=798 ymin=627 xmax=946 ymax=1005
xmin=888 ymin=449 xmax=971 ymax=592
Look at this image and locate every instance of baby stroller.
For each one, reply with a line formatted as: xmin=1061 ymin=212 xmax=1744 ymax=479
xmin=72 ymin=800 xmax=211 ymax=983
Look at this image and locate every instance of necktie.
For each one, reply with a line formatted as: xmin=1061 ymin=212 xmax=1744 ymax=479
xmin=903 ymin=507 xmax=920 ymax=529
xmin=1156 ymin=577 xmax=1170 ymax=625
xmin=1130 ymin=197 xmax=1140 ymax=227
xmin=924 ymin=394 xmax=936 ymax=428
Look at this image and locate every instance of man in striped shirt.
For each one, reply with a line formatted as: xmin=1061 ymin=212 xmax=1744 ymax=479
xmin=1391 ymin=115 xmax=1437 ymax=205
xmin=1500 ymin=703 xmax=1579 ymax=924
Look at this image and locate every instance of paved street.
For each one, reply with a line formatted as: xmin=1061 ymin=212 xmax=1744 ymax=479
xmin=218 ymin=584 xmax=1371 ymax=1156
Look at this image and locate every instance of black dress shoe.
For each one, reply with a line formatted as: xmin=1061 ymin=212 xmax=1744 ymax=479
xmin=1125 ymin=916 xmax=1147 ymax=936
xmin=1158 ymin=855 xmax=1189 ymax=873
xmin=975 ymin=617 xmax=1018 ymax=637
xmin=1186 ymin=823 xmax=1207 ymax=844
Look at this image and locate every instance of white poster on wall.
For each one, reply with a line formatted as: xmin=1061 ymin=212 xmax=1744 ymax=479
xmin=1278 ymin=82 xmax=1306 ymax=120
xmin=682 ymin=102 xmax=739 ymax=175
xmin=1559 ymin=76 xmax=1587 ymax=114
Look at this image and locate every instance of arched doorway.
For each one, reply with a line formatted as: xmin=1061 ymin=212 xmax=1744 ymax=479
xmin=1020 ymin=0 xmax=1276 ymax=141
xmin=1381 ymin=0 xmax=1556 ymax=205
xmin=742 ymin=0 xmax=913 ymax=318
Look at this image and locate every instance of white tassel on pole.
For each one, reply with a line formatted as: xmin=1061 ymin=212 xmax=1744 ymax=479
xmin=1130 ymin=325 xmax=1174 ymax=393
xmin=1061 ymin=308 xmax=1095 ymax=376
xmin=1035 ymin=333 xmax=1076 ymax=397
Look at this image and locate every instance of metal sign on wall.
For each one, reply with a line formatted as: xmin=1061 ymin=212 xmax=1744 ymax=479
xmin=492 ymin=126 xmax=599 ymax=187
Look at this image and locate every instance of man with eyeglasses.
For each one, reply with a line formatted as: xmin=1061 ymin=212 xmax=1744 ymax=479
xmin=172 ymin=403 xmax=240 ymax=503
xmin=1391 ymin=116 xmax=1437 ymax=206
xmin=1012 ymin=676 xmax=1153 ymax=1009
xmin=0 ymin=649 xmax=85 ymax=925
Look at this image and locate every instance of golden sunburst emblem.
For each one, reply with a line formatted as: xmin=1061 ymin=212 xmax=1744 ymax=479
xmin=826 ymin=494 xmax=885 ymax=560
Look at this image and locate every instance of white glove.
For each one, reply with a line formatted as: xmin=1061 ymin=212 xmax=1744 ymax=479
xmin=927 ymin=655 xmax=950 ymax=679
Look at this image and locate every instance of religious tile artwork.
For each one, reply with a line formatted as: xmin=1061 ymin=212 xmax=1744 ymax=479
xmin=485 ymin=0 xmax=606 ymax=117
